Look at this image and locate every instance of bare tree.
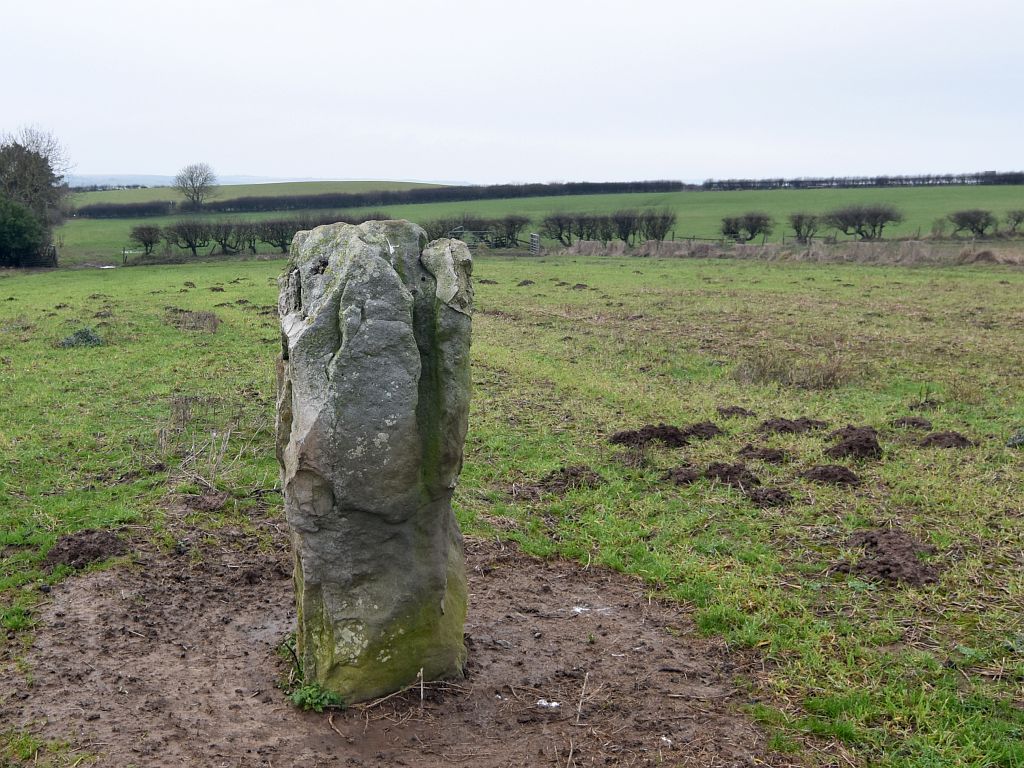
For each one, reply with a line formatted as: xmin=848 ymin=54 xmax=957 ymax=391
xmin=595 ymin=215 xmax=616 ymax=245
xmin=163 ymin=220 xmax=211 ymax=257
xmin=788 ymin=212 xmax=820 ymax=244
xmin=639 ymin=209 xmax=677 ymax=241
xmin=540 ymin=213 xmax=575 ymax=246
xmin=611 ymin=209 xmax=641 ymax=244
xmin=174 ymin=162 xmax=218 ymax=207
xmin=947 ymin=209 xmax=997 ymax=237
xmin=2 ymin=126 xmax=72 ymax=177
xmin=496 ymin=215 xmax=530 ymax=247
xmin=722 ymin=212 xmax=774 ymax=242
xmin=825 ymin=204 xmax=903 ymax=240
xmin=0 ymin=127 xmax=70 ymax=229
xmin=129 ymin=224 xmax=162 ymax=256
xmin=572 ymin=213 xmax=600 ymax=242
xmin=208 ymin=221 xmax=247 ymax=254
xmin=257 ymin=219 xmax=301 ymax=253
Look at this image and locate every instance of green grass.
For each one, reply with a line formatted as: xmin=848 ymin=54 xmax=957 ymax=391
xmin=70 ymin=179 xmax=438 ymax=205
xmin=57 ymin=182 xmax=1024 ymax=265
xmin=2 ymin=255 xmax=1023 ymax=766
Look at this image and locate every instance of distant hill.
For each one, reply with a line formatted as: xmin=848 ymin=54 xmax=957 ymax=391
xmin=67 ymin=174 xmax=331 ymax=188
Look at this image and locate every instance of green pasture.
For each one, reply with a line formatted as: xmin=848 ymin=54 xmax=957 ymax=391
xmin=57 ymin=183 xmax=1024 ymax=265
xmin=70 ymin=179 xmax=438 ymax=205
xmin=1 ymin=256 xmax=1022 ymax=766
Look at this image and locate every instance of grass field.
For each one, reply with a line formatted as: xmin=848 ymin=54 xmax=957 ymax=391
xmin=1 ymin=255 xmax=1022 ymax=766
xmin=70 ymin=179 xmax=438 ymax=205
xmin=56 ymin=183 xmax=1024 ymax=265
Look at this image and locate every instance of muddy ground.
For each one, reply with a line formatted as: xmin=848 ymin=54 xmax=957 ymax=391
xmin=2 ymin=518 xmax=795 ymax=768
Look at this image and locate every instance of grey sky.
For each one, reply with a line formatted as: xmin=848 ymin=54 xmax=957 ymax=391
xmin=5 ymin=0 xmax=1022 ymax=183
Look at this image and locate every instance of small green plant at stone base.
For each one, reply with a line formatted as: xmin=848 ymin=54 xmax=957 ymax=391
xmin=276 ymin=634 xmax=344 ymax=713
xmin=289 ymin=684 xmax=345 ymax=713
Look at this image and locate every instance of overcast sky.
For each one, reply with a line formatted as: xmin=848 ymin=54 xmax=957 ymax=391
xmin=4 ymin=0 xmax=1022 ymax=183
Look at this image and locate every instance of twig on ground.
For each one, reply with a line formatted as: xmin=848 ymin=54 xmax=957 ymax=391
xmin=328 ymin=713 xmax=344 ymax=738
xmin=575 ymin=671 xmax=589 ymax=725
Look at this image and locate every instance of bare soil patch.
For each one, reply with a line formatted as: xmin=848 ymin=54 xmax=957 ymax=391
xmin=610 ymin=422 xmax=723 ymax=448
xmin=3 ymin=534 xmax=787 ymax=767
xmin=41 ymin=529 xmax=127 ymax=572
xmin=681 ymin=421 xmax=725 ymax=441
xmin=178 ymin=491 xmax=231 ymax=512
xmin=801 ymin=465 xmax=861 ymax=486
xmin=891 ymin=416 xmax=932 ymax=430
xmin=165 ymin=307 xmax=222 ymax=333
xmin=836 ymin=529 xmax=940 ymax=587
xmin=664 ymin=465 xmax=701 ymax=485
xmin=704 ymin=463 xmax=761 ymax=489
xmin=511 ymin=465 xmax=603 ymax=501
xmin=737 ymin=444 xmax=790 ymax=464
xmin=919 ymin=431 xmax=974 ymax=448
xmin=610 ymin=423 xmax=689 ymax=448
xmin=757 ymin=417 xmax=828 ymax=435
xmin=824 ymin=427 xmax=882 ymax=460
xmin=746 ymin=487 xmax=793 ymax=508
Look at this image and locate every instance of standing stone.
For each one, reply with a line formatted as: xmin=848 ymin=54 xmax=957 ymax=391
xmin=276 ymin=220 xmax=472 ymax=703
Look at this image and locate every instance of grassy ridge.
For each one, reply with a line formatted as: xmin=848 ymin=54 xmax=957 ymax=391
xmin=1 ymin=256 xmax=1022 ymax=765
xmin=57 ymin=183 xmax=1024 ymax=264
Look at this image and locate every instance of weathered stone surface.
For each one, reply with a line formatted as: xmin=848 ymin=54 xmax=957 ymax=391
xmin=276 ymin=220 xmax=472 ymax=703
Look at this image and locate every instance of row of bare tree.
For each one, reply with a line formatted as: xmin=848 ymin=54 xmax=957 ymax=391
xmin=128 ymin=213 xmax=389 ymax=258
xmin=537 ymin=209 xmax=677 ymax=246
xmin=130 ymin=204 xmax=1024 ymax=259
xmin=420 ymin=215 xmax=531 ymax=247
xmin=724 ymin=205 xmax=1024 ymax=243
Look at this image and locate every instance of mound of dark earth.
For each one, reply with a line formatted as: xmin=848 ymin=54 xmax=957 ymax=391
xmin=42 ymin=529 xmax=127 ymax=572
xmin=665 ymin=465 xmax=701 ymax=485
xmin=891 ymin=416 xmax=932 ymax=430
xmin=837 ymin=529 xmax=939 ymax=586
xmin=3 ymin=535 xmax=783 ymax=767
xmin=757 ymin=417 xmax=828 ymax=435
xmin=610 ymin=423 xmax=689 ymax=448
xmin=717 ymin=406 xmax=756 ymax=419
xmin=802 ymin=465 xmax=861 ymax=486
xmin=517 ymin=279 xmax=535 ymax=286
xmin=746 ymin=487 xmax=793 ymax=508
xmin=919 ymin=431 xmax=973 ymax=448
xmin=824 ymin=426 xmax=882 ymax=460
xmin=705 ymin=463 xmax=760 ymax=489
xmin=737 ymin=444 xmax=789 ymax=464
xmin=477 ymin=279 xmax=498 ymax=285
xmin=610 ymin=422 xmax=723 ymax=448
xmin=682 ymin=421 xmax=725 ymax=440
xmin=511 ymin=465 xmax=602 ymax=500
xmin=179 ymin=491 xmax=230 ymax=512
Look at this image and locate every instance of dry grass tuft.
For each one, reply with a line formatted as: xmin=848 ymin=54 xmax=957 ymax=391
xmin=165 ymin=307 xmax=221 ymax=333
xmin=732 ymin=346 xmax=855 ymax=390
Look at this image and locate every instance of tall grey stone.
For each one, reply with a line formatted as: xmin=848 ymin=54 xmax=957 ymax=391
xmin=276 ymin=220 xmax=472 ymax=703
